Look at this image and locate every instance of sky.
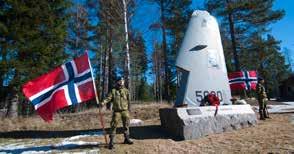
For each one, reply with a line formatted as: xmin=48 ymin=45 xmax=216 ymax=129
xmin=271 ymin=0 xmax=294 ymax=70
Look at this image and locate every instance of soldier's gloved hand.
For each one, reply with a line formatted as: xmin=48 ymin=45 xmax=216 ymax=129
xmin=97 ymin=103 xmax=102 ymax=108
xmin=97 ymin=101 xmax=105 ymax=108
xmin=106 ymin=103 xmax=112 ymax=110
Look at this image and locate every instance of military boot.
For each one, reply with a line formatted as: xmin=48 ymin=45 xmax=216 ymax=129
xmin=259 ymin=109 xmax=265 ymax=120
xmin=108 ymin=135 xmax=115 ymax=149
xmin=123 ymin=134 xmax=133 ymax=144
xmin=264 ymin=109 xmax=270 ymax=119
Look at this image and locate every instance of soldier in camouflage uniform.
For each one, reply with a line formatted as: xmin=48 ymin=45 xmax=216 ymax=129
xmin=256 ymin=77 xmax=270 ymax=120
xmin=101 ymin=77 xmax=133 ymax=149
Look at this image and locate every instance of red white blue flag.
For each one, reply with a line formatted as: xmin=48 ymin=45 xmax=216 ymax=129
xmin=228 ymin=71 xmax=258 ymax=91
xmin=22 ymin=53 xmax=96 ymax=122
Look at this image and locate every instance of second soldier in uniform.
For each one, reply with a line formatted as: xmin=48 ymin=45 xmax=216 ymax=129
xmin=256 ymin=77 xmax=270 ymax=120
xmin=101 ymin=77 xmax=133 ymax=149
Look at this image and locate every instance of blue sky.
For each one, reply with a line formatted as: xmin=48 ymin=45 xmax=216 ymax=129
xmin=272 ymin=0 xmax=294 ymax=49
xmin=271 ymin=0 xmax=294 ymax=70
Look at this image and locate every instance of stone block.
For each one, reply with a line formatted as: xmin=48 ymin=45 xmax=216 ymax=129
xmin=159 ymin=105 xmax=257 ymax=140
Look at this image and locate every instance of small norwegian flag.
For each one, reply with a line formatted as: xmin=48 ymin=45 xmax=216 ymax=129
xmin=22 ymin=53 xmax=96 ymax=122
xmin=228 ymin=71 xmax=258 ymax=91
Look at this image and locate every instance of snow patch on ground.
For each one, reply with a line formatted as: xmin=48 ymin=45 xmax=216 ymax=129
xmin=235 ymin=99 xmax=247 ymax=105
xmin=130 ymin=119 xmax=144 ymax=126
xmin=0 ymin=131 xmax=103 ymax=154
xmin=63 ymin=131 xmax=104 ymax=142
xmin=283 ymin=102 xmax=294 ymax=106
xmin=252 ymin=102 xmax=294 ymax=114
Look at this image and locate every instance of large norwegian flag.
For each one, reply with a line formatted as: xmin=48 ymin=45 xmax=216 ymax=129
xmin=228 ymin=71 xmax=258 ymax=91
xmin=22 ymin=53 xmax=96 ymax=122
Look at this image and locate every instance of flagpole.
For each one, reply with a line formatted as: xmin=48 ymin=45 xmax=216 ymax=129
xmin=87 ymin=51 xmax=108 ymax=145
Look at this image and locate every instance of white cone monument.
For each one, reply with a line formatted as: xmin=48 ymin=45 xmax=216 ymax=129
xmin=160 ymin=10 xmax=257 ymax=140
xmin=175 ymin=10 xmax=231 ymax=106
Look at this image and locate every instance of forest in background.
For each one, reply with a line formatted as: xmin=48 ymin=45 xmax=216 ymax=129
xmin=0 ymin=0 xmax=292 ymax=117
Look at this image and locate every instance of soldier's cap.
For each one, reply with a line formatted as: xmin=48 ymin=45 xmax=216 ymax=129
xmin=258 ymin=77 xmax=264 ymax=81
xmin=116 ymin=76 xmax=125 ymax=82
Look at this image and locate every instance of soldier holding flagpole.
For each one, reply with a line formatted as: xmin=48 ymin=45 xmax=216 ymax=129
xmin=100 ymin=77 xmax=133 ymax=150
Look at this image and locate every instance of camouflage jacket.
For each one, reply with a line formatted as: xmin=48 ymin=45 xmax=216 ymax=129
xmin=256 ymin=83 xmax=267 ymax=99
xmin=102 ymin=87 xmax=130 ymax=111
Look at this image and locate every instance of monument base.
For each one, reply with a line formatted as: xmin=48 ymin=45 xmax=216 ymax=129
xmin=159 ymin=105 xmax=257 ymax=140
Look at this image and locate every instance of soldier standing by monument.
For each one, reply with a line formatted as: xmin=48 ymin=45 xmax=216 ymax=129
xmin=256 ymin=77 xmax=270 ymax=120
xmin=101 ymin=77 xmax=133 ymax=149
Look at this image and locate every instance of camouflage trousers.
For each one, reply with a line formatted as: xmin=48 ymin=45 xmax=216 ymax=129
xmin=258 ymin=98 xmax=267 ymax=110
xmin=109 ymin=110 xmax=130 ymax=136
xmin=258 ymin=98 xmax=269 ymax=117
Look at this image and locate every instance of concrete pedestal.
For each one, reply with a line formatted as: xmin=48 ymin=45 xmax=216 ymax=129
xmin=159 ymin=105 xmax=257 ymax=140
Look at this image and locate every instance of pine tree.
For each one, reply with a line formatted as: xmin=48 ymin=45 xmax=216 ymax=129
xmin=0 ymin=0 xmax=71 ymax=116
xmin=283 ymin=48 xmax=294 ymax=72
xmin=129 ymin=32 xmax=148 ymax=101
xmin=165 ymin=0 xmax=192 ymax=100
xmin=97 ymin=0 xmax=120 ymax=98
xmin=148 ymin=0 xmax=192 ymax=101
xmin=138 ymin=77 xmax=153 ymax=101
xmin=67 ymin=2 xmax=91 ymax=57
xmin=152 ymin=43 xmax=164 ymax=102
xmin=205 ymin=0 xmax=289 ymax=96
xmin=245 ymin=34 xmax=290 ymax=97
xmin=205 ymin=0 xmax=285 ymax=71
xmin=147 ymin=0 xmax=171 ymax=101
xmin=96 ymin=0 xmax=145 ymax=101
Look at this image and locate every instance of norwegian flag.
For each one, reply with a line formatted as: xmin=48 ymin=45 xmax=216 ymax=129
xmin=22 ymin=53 xmax=96 ymax=122
xmin=228 ymin=71 xmax=258 ymax=91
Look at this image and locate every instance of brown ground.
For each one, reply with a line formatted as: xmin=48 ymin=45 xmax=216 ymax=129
xmin=245 ymin=99 xmax=288 ymax=106
xmin=0 ymin=102 xmax=294 ymax=153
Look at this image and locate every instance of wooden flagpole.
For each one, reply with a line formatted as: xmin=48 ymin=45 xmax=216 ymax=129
xmin=87 ymin=51 xmax=108 ymax=145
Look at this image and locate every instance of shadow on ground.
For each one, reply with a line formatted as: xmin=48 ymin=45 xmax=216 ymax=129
xmin=130 ymin=125 xmax=171 ymax=140
xmin=0 ymin=125 xmax=173 ymax=140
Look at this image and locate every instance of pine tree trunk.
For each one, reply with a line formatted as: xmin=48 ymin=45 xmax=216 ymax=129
xmin=154 ymin=49 xmax=160 ymax=101
xmin=122 ymin=0 xmax=132 ymax=99
xmin=156 ymin=50 xmax=162 ymax=103
xmin=108 ymin=23 xmax=113 ymax=92
xmin=101 ymin=47 xmax=106 ymax=98
xmin=102 ymin=33 xmax=109 ymax=98
xmin=160 ymin=0 xmax=170 ymax=102
xmin=226 ymin=0 xmax=240 ymax=71
xmin=104 ymin=45 xmax=109 ymax=97
xmin=99 ymin=45 xmax=103 ymax=99
xmin=6 ymin=89 xmax=18 ymax=118
xmin=108 ymin=45 xmax=113 ymax=91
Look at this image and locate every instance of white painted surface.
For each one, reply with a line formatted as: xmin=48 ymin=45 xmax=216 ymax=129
xmin=178 ymin=105 xmax=255 ymax=119
xmin=175 ymin=10 xmax=231 ymax=106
